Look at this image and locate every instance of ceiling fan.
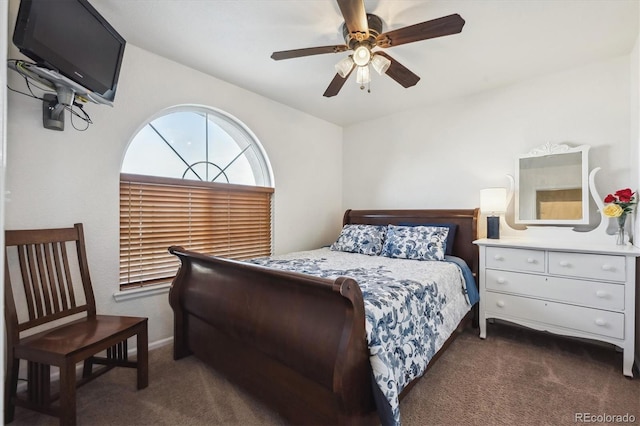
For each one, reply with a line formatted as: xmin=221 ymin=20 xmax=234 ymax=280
xmin=270 ymin=0 xmax=465 ymax=97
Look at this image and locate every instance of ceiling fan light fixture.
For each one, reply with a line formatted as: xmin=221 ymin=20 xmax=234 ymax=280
xmin=335 ymin=56 xmax=355 ymax=78
xmin=352 ymin=44 xmax=371 ymax=67
xmin=356 ymin=65 xmax=371 ymax=85
xmin=271 ymin=6 xmax=466 ymax=98
xmin=371 ymin=54 xmax=391 ymax=75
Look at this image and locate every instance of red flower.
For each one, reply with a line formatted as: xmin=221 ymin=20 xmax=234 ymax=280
xmin=615 ymin=188 xmax=634 ymax=203
xmin=604 ymin=188 xmax=637 ymax=217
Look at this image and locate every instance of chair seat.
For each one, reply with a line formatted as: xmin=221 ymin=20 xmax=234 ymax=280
xmin=15 ymin=315 xmax=147 ymax=364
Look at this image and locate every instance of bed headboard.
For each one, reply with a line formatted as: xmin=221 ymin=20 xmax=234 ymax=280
xmin=343 ymin=209 xmax=480 ymax=279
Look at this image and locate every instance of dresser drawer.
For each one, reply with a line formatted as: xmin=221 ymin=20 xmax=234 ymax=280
xmin=548 ymin=252 xmax=626 ymax=282
xmin=485 ymin=269 xmax=625 ymax=310
xmin=484 ymin=292 xmax=624 ymax=340
xmin=485 ymin=247 xmax=545 ymax=273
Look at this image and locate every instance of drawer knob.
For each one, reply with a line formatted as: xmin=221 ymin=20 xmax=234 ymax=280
xmin=494 ymin=254 xmax=504 ymax=261
xmin=595 ymin=290 xmax=608 ymax=298
xmin=497 ymin=277 xmax=507 ymax=284
xmin=601 ymin=264 xmax=613 ymax=271
xmin=526 ymin=257 xmax=536 ymax=264
xmin=594 ymin=318 xmax=607 ymax=327
xmin=558 ymin=260 xmax=570 ymax=267
xmin=496 ymin=300 xmax=505 ymax=308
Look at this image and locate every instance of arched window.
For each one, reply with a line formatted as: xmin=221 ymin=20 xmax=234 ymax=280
xmin=120 ymin=106 xmax=274 ymax=289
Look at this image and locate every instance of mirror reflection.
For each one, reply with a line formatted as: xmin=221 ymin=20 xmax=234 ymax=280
xmin=515 ymin=144 xmax=589 ymax=225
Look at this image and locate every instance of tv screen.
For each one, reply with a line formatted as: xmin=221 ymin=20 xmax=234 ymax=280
xmin=13 ymin=0 xmax=126 ymax=103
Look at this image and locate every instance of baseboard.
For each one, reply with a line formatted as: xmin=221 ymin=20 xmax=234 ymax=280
xmin=16 ymin=336 xmax=174 ymax=392
xmin=149 ymin=336 xmax=173 ymax=351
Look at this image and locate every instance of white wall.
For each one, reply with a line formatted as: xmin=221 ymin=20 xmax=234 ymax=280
xmin=632 ymin=4 xmax=640 ymax=382
xmin=632 ymin=8 xmax=640 ymax=247
xmin=342 ymin=56 xmax=633 ymax=222
xmin=5 ymin=1 xmax=343 ymax=345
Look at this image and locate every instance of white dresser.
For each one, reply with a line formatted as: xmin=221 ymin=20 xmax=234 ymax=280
xmin=474 ymin=238 xmax=640 ymax=377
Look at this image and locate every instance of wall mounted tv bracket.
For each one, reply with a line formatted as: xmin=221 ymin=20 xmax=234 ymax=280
xmin=42 ymin=85 xmax=74 ymax=131
xmin=8 ymin=61 xmax=112 ymax=131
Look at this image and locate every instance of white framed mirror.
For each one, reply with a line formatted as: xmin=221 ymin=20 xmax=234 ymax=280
xmin=515 ymin=143 xmax=590 ymax=225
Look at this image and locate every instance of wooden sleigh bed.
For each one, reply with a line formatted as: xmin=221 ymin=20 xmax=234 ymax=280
xmin=168 ymin=209 xmax=479 ymax=425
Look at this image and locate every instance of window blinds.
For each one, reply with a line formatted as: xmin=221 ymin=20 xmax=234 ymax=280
xmin=119 ymin=173 xmax=273 ymax=289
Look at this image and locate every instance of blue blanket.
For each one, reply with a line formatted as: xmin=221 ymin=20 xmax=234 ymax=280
xmin=445 ymin=255 xmax=479 ymax=305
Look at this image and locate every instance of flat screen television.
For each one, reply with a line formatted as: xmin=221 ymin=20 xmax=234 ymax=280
xmin=12 ymin=0 xmax=126 ymax=103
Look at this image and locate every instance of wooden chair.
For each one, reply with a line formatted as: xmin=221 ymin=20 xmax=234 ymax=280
xmin=4 ymin=223 xmax=148 ymax=425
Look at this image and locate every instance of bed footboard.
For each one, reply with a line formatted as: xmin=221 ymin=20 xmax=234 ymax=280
xmin=168 ymin=246 xmax=378 ymax=424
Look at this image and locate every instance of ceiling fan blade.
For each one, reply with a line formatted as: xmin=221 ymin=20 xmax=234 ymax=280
xmin=323 ymin=69 xmax=353 ymax=97
xmin=376 ymin=14 xmax=465 ymax=48
xmin=271 ymin=45 xmax=349 ymax=61
xmin=337 ymin=0 xmax=369 ymax=41
xmin=375 ymin=52 xmax=420 ymax=88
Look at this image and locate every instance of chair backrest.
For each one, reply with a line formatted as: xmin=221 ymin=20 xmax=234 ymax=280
xmin=4 ymin=223 xmax=97 ymax=343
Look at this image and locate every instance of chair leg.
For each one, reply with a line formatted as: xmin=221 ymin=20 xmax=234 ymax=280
xmin=82 ymin=358 xmax=93 ymax=378
xmin=136 ymin=323 xmax=149 ymax=390
xmin=27 ymin=362 xmax=51 ymax=406
xmin=58 ymin=359 xmax=77 ymax=426
xmin=4 ymin=357 xmax=19 ymax=424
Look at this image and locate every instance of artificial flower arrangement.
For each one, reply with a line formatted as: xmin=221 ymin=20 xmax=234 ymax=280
xmin=603 ymin=188 xmax=637 ymax=244
xmin=603 ymin=188 xmax=637 ymax=218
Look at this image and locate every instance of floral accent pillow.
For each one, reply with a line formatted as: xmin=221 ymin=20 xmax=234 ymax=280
xmin=330 ymin=224 xmax=387 ymax=256
xmin=380 ymin=225 xmax=449 ymax=261
xmin=398 ymin=222 xmax=457 ymax=255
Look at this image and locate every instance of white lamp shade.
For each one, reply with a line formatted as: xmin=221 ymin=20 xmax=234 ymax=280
xmin=480 ymin=188 xmax=507 ymax=214
xmin=353 ymin=45 xmax=371 ymax=66
xmin=356 ymin=65 xmax=371 ymax=84
xmin=371 ymin=54 xmax=391 ymax=75
xmin=335 ymin=56 xmax=354 ymax=78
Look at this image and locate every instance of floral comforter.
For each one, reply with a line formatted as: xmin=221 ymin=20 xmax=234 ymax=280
xmin=248 ymin=247 xmax=474 ymax=426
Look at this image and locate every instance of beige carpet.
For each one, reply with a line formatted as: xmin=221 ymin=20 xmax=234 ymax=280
xmin=10 ymin=322 xmax=640 ymax=426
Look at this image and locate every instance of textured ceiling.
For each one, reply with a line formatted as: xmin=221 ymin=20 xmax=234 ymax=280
xmin=92 ymin=0 xmax=639 ymax=126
